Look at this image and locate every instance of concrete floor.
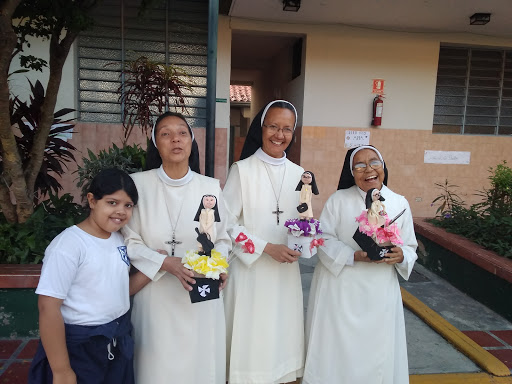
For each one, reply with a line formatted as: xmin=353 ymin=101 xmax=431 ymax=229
xmin=299 ymin=256 xmax=512 ymax=375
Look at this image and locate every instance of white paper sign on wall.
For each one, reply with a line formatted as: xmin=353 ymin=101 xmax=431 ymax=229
xmin=344 ymin=130 xmax=370 ymax=148
xmin=424 ymin=150 xmax=471 ymax=165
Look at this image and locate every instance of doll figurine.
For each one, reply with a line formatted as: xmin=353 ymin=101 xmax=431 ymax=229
xmin=366 ymin=188 xmax=387 ymax=227
xmin=194 ymin=194 xmax=221 ymax=253
xmin=295 ymin=171 xmax=319 ymax=220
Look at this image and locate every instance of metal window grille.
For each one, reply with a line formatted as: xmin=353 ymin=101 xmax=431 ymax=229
xmin=434 ymin=46 xmax=512 ymax=135
xmin=77 ymin=0 xmax=208 ymax=128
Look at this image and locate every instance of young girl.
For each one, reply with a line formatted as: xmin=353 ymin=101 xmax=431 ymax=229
xmin=28 ymin=168 xmax=138 ymax=384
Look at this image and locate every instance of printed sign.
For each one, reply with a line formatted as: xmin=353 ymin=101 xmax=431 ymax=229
xmin=345 ymin=130 xmax=370 ymax=148
xmin=424 ymin=150 xmax=471 ymax=165
xmin=372 ymin=79 xmax=385 ymax=94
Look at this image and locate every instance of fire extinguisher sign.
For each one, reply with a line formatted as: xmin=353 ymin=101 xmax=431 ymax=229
xmin=345 ymin=130 xmax=370 ymax=148
xmin=372 ymin=79 xmax=385 ymax=94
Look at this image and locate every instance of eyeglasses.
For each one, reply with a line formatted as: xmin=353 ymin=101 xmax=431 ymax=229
xmin=263 ymin=124 xmax=294 ymax=136
xmin=353 ymin=160 xmax=383 ymax=172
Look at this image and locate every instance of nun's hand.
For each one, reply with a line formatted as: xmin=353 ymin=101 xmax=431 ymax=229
xmin=379 ymin=247 xmax=404 ymax=265
xmin=354 ymin=250 xmax=372 ymax=263
xmin=219 ymin=273 xmax=228 ymax=291
xmin=264 ymin=243 xmax=301 ymax=264
xmin=161 ymin=256 xmax=196 ymax=291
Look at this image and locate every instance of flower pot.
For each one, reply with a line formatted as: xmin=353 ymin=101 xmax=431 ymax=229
xmin=287 ymin=234 xmax=317 ymax=259
xmin=188 ymin=277 xmax=220 ymax=303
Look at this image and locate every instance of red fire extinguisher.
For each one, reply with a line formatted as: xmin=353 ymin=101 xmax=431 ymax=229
xmin=372 ymin=95 xmax=384 ymax=126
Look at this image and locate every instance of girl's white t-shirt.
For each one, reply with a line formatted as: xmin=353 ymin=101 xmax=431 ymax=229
xmin=36 ymin=225 xmax=130 ymax=325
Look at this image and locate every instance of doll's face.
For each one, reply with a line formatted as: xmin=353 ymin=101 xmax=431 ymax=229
xmin=372 ymin=189 xmax=381 ymax=201
xmin=203 ymin=195 xmax=216 ymax=209
xmin=301 ymin=172 xmax=312 ymax=185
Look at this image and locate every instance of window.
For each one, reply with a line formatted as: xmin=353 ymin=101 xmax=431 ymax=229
xmin=77 ymin=0 xmax=208 ymax=127
xmin=434 ymin=46 xmax=512 ymax=135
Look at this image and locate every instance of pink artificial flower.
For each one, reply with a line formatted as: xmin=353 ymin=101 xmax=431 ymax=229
xmin=309 ymin=238 xmax=325 ymax=252
xmin=235 ymin=232 xmax=248 ymax=243
xmin=375 ymin=224 xmax=403 ymax=246
xmin=355 ymin=211 xmax=368 ymax=224
xmin=242 ymin=239 xmax=255 ymax=254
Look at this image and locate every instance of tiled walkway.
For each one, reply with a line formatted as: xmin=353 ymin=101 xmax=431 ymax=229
xmin=1 ymin=263 xmax=512 ymax=382
xmin=0 ymin=339 xmax=38 ymax=383
xmin=462 ymin=330 xmax=512 ymax=369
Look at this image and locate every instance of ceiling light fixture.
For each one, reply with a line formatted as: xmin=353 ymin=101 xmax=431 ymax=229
xmin=469 ymin=13 xmax=491 ymax=25
xmin=283 ymin=0 xmax=301 ymax=12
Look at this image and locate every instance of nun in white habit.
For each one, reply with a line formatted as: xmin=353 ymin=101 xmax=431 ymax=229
xmin=122 ymin=112 xmax=231 ymax=384
xmin=223 ymin=100 xmax=305 ymax=384
xmin=303 ymin=145 xmax=417 ymax=384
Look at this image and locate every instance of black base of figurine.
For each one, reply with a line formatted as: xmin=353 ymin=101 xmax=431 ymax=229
xmin=189 ymin=277 xmax=220 ymax=303
xmin=353 ymin=228 xmax=393 ymax=261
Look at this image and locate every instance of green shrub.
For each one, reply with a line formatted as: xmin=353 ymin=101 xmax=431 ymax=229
xmin=0 ymin=193 xmax=86 ymax=264
xmin=76 ymin=143 xmax=147 ymax=201
xmin=430 ymin=162 xmax=512 ymax=259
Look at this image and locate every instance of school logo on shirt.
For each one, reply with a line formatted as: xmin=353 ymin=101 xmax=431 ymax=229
xmin=118 ymin=246 xmax=130 ymax=266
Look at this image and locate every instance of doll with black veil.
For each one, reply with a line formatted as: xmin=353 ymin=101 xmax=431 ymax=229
xmin=295 ymin=171 xmax=319 ymax=220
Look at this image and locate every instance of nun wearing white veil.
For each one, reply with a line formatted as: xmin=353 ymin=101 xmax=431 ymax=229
xmin=223 ymin=100 xmax=305 ymax=384
xmin=303 ymin=145 xmax=417 ymax=384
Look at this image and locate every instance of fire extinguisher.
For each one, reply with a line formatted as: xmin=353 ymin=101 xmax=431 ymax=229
xmin=372 ymin=95 xmax=384 ymax=126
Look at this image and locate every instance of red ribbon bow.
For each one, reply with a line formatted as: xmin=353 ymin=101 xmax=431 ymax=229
xmin=309 ymin=238 xmax=325 ymax=252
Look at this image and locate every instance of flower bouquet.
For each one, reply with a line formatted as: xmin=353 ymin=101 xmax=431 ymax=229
xmin=352 ymin=190 xmax=404 ymax=260
xmin=284 ymin=218 xmax=324 ymax=259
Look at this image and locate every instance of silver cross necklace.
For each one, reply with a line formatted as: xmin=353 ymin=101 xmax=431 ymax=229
xmin=161 ymin=181 xmax=190 ymax=256
xmin=263 ymin=163 xmax=286 ymax=225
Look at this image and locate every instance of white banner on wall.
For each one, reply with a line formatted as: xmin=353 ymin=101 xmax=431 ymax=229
xmin=424 ymin=150 xmax=471 ymax=165
xmin=344 ymin=130 xmax=370 ymax=148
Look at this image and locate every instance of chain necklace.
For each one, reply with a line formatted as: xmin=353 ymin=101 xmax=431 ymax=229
xmin=263 ymin=162 xmax=286 ymax=225
xmin=160 ymin=180 xmax=190 ymax=256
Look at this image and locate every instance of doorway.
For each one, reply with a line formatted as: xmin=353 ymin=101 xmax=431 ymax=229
xmin=229 ymin=30 xmax=306 ymax=166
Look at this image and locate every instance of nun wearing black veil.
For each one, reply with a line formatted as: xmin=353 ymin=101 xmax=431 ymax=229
xmin=223 ymin=100 xmax=305 ymax=383
xmin=303 ymin=145 xmax=417 ymax=384
xmin=121 ymin=111 xmax=231 ymax=384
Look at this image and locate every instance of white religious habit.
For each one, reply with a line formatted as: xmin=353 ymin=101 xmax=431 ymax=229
xmin=223 ymin=148 xmax=305 ymax=384
xmin=303 ymin=185 xmax=417 ymax=384
xmin=122 ymin=167 xmax=231 ymax=384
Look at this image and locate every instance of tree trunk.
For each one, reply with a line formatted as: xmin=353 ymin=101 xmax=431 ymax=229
xmin=0 ymin=0 xmax=28 ymax=224
xmin=24 ymin=30 xmax=78 ymax=215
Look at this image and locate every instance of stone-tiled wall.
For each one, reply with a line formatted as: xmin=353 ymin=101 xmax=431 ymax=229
xmin=55 ymin=123 xmax=511 ymax=218
xmin=300 ymin=126 xmax=512 ymax=218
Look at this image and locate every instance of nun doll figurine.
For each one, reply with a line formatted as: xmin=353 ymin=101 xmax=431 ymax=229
xmin=295 ymin=171 xmax=319 ymax=220
xmin=366 ymin=188 xmax=387 ymax=227
xmin=194 ymin=194 xmax=221 ymax=253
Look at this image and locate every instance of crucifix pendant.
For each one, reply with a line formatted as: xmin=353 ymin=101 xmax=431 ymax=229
xmin=272 ymin=203 xmax=284 ymax=225
xmin=165 ymin=231 xmax=182 ymax=256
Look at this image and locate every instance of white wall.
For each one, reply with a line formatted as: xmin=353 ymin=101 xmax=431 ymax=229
xmin=303 ymin=28 xmax=439 ymax=129
xmin=221 ymin=18 xmax=512 ymax=131
xmin=8 ymin=36 xmax=77 ymax=112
